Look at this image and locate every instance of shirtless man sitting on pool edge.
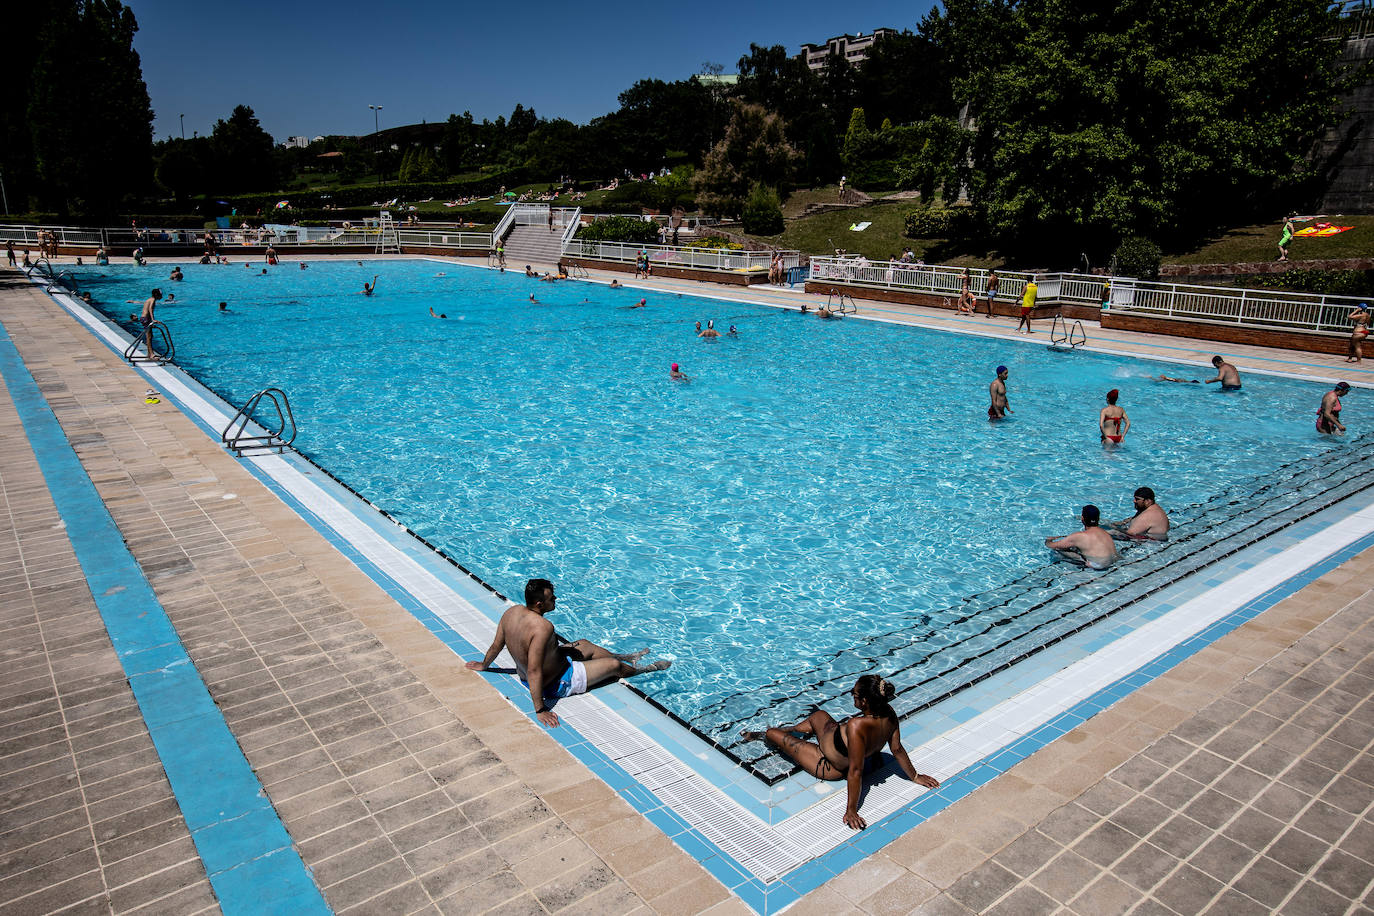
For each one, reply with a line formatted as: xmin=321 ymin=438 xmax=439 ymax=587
xmin=466 ymin=578 xmax=670 ymax=727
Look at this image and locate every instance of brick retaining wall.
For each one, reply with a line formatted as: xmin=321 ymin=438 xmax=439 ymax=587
xmin=1100 ymin=312 xmax=1349 ymax=355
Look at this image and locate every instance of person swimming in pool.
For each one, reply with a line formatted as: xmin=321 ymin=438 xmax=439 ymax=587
xmin=741 ymin=675 xmax=939 ymax=830
xmin=670 ymin=362 xmax=690 ymax=381
xmin=465 ymin=579 xmax=670 ymax=728
xmin=1204 ymin=356 xmax=1242 ymax=389
xmin=1100 ymin=389 xmax=1129 ymax=445
xmin=362 ymin=276 xmax=378 ymax=296
xmin=1045 ymin=505 xmax=1118 ymax=569
xmin=699 ymin=320 xmax=721 ymax=339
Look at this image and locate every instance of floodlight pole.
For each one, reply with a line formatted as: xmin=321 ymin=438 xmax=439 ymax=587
xmin=369 ymin=105 xmax=384 ymax=188
xmin=0 ymin=169 xmax=8 ymax=216
xmin=180 ymin=114 xmax=185 ymax=140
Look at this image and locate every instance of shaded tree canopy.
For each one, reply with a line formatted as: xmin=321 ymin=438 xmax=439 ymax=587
xmin=938 ymin=0 xmax=1351 ymax=257
xmin=211 ymin=105 xmax=277 ymax=193
xmin=16 ymin=0 xmax=153 ymax=217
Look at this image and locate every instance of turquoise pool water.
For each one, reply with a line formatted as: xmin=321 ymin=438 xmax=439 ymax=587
xmin=74 ymin=259 xmax=1353 ymax=768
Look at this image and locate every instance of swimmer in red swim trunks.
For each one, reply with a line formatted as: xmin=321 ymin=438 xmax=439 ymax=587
xmin=1317 ymin=382 xmax=1350 ymax=434
xmin=1100 ymin=388 xmax=1129 ymax=445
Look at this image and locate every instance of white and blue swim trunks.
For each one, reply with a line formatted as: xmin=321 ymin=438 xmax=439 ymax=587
xmin=523 ymin=660 xmax=588 ymax=699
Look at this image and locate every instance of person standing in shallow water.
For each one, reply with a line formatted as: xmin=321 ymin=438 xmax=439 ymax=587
xmin=742 ymin=675 xmax=939 ymax=830
xmin=988 ymin=365 xmax=1012 ymax=420
xmin=1317 ymin=382 xmax=1350 ymax=434
xmin=1100 ymin=388 xmax=1129 ymax=446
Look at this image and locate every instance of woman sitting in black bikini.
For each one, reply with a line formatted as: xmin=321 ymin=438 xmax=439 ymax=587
xmin=742 ymin=674 xmax=940 ymax=830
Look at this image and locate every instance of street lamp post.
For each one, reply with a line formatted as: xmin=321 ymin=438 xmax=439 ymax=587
xmin=179 ymin=114 xmax=185 ymax=140
xmin=369 ymin=104 xmax=384 ymax=188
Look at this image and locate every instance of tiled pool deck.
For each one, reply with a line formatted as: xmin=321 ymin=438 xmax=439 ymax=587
xmin=2 ymin=258 xmax=1372 ymax=915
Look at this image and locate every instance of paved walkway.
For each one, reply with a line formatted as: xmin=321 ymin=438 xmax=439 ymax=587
xmin=1 ymin=260 xmax=1371 ymax=914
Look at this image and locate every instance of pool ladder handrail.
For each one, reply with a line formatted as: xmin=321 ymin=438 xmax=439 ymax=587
xmin=826 ymin=290 xmax=858 ymax=315
xmin=54 ymin=269 xmax=80 ymax=292
xmin=567 ymin=263 xmax=589 ymax=279
xmin=123 ymin=320 xmax=174 ymax=365
xmin=25 ymin=257 xmax=55 ymax=281
xmin=1050 ymin=313 xmax=1087 ymax=349
xmin=221 ymin=388 xmax=297 ymax=456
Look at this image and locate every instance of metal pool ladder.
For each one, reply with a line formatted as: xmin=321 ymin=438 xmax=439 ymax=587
xmin=826 ymin=290 xmax=858 ymax=315
xmin=124 ymin=321 xmax=174 ymax=365
xmin=1050 ymin=313 xmax=1087 ymax=350
xmin=221 ymin=388 xmax=297 ymax=455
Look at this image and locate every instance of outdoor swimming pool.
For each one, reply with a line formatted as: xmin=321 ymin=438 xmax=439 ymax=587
xmin=75 ymin=258 xmax=1364 ymax=777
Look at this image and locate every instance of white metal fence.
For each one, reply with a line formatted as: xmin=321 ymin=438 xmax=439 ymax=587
xmin=565 ymin=239 xmax=796 ymax=273
xmin=809 ymin=255 xmax=1368 ymax=335
xmin=809 ymin=256 xmax=1041 ymax=303
xmin=0 ymin=222 xmax=493 ymax=251
xmin=1104 ymin=279 xmax=1367 ymax=333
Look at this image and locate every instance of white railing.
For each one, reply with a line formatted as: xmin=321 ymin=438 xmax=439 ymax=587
xmin=808 ymin=255 xmax=1367 ymax=335
xmin=395 ymin=229 xmax=493 ymax=249
xmin=565 ymin=239 xmax=791 ymax=273
xmin=1105 ymin=278 xmax=1366 ymax=333
xmin=809 ymin=256 xmax=1040 ymax=303
xmin=560 ymin=208 xmax=582 ymax=249
xmin=490 ymin=205 xmax=518 ymax=247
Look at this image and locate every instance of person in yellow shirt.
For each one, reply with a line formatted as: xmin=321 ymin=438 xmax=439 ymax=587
xmin=1017 ymin=277 xmax=1039 ymax=333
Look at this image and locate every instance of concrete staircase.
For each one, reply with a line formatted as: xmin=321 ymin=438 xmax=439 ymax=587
xmin=502 ymin=224 xmax=565 ymax=268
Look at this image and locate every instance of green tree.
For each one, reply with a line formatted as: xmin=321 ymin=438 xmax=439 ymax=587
xmin=211 ymin=105 xmax=277 ymax=193
xmin=694 ymin=103 xmax=801 ymax=218
xmin=741 ymin=183 xmax=784 ymax=235
xmin=946 ymin=0 xmax=1349 ymax=258
xmin=154 ymin=137 xmax=213 ymax=205
xmin=25 ymin=0 xmax=153 ymax=216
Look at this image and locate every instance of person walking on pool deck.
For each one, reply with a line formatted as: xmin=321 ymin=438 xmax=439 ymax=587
xmin=1205 ymin=355 xmax=1242 ymax=389
xmin=1348 ymin=304 xmax=1370 ymax=363
xmin=1016 ymin=277 xmax=1039 ymax=333
xmin=984 ymin=270 xmax=1000 ymax=316
xmin=1045 ymin=505 xmax=1118 ymax=569
xmin=742 ymin=675 xmax=939 ymax=830
xmin=988 ymin=365 xmax=1012 ymax=419
xmin=466 ymin=579 xmax=670 ymax=728
xmin=1107 ymin=486 xmax=1170 ymax=541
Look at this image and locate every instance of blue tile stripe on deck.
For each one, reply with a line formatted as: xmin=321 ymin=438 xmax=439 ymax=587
xmin=0 ymin=321 xmax=330 ymax=916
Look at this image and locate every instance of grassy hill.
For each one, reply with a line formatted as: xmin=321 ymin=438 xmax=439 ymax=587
xmin=744 ymin=188 xmax=1372 ymax=271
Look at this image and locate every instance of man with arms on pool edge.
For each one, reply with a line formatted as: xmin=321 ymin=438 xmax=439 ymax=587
xmin=1205 ymin=355 xmax=1241 ymax=390
xmin=1045 ymin=505 xmax=1118 ymax=569
xmin=466 ymin=578 xmax=671 ymax=727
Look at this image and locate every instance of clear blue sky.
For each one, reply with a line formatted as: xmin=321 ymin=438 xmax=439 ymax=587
xmin=126 ymin=0 xmax=938 ymax=143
